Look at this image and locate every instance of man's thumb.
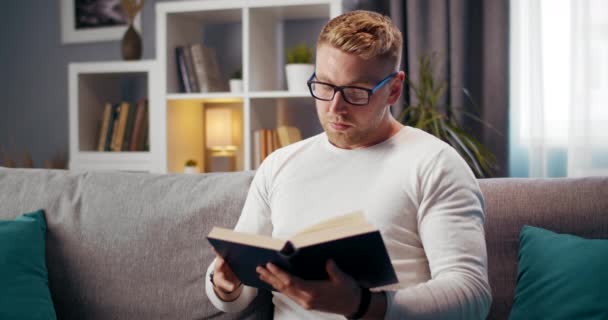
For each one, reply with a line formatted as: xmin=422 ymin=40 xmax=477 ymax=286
xmin=326 ymin=259 xmax=347 ymax=282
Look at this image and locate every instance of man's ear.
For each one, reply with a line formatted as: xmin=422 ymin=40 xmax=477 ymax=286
xmin=387 ymin=71 xmax=405 ymax=105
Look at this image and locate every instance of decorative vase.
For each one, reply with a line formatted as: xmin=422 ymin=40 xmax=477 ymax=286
xmin=229 ymin=79 xmax=243 ymax=93
xmin=122 ymin=24 xmax=142 ymax=60
xmin=285 ymin=64 xmax=314 ymax=92
xmin=183 ymin=166 xmax=198 ymax=174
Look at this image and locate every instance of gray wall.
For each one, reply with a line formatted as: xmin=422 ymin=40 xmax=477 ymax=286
xmin=0 ymin=0 xmax=167 ymax=168
xmin=0 ymin=0 xmax=352 ymax=169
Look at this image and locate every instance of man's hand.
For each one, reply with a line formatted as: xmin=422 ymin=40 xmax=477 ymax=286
xmin=256 ymin=259 xmax=361 ymax=316
xmin=212 ymin=250 xmax=243 ymax=301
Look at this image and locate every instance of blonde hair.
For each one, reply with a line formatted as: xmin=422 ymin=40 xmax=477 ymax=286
xmin=317 ymin=10 xmax=403 ymax=70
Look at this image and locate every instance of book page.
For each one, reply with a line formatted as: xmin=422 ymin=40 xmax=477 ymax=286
xmin=294 ymin=211 xmax=368 ymax=236
xmin=290 ymin=223 xmax=378 ymax=248
xmin=208 ymin=227 xmax=285 ymax=251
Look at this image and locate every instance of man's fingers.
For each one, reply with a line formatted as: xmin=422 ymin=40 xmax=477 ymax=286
xmin=214 ymin=272 xmax=240 ymax=292
xmin=257 ymin=265 xmax=313 ymax=308
xmin=325 ymin=259 xmax=347 ymax=282
xmin=266 ymin=263 xmax=298 ymax=287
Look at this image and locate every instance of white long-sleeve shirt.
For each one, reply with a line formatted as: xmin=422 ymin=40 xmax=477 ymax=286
xmin=206 ymin=126 xmax=492 ymax=319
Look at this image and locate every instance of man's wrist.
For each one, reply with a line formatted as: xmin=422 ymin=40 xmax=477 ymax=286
xmin=210 ymin=270 xmax=243 ymax=302
xmin=347 ymin=286 xmax=372 ymax=319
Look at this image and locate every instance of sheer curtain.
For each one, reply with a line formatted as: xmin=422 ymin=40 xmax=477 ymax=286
xmin=510 ymin=0 xmax=608 ymax=177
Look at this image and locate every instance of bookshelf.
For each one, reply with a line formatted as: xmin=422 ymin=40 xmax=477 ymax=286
xmin=156 ymin=0 xmax=342 ymax=173
xmin=68 ymin=0 xmax=342 ymax=174
xmin=68 ymin=60 xmax=162 ymax=173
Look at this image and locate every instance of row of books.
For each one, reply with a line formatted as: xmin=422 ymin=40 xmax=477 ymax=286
xmin=252 ymin=126 xmax=302 ymax=168
xmin=176 ymin=43 xmax=226 ymax=93
xmin=96 ymin=100 xmax=149 ymax=152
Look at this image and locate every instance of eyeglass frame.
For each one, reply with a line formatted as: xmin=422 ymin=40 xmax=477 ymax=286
xmin=306 ymin=71 xmax=398 ymax=106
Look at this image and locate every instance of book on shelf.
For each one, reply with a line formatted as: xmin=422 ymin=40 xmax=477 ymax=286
xmin=109 ymin=103 xmax=122 ymax=151
xmin=201 ymin=46 xmax=226 ymax=92
xmin=122 ymin=101 xmax=138 ymax=151
xmin=176 ymin=43 xmax=225 ymax=93
xmin=175 ymin=46 xmax=191 ymax=93
xmin=207 ymin=211 xmax=398 ymax=292
xmin=138 ymin=104 xmax=149 ymax=151
xmin=95 ymin=100 xmax=148 ymax=152
xmin=181 ymin=44 xmax=200 ymax=92
xmin=252 ymin=126 xmax=302 ymax=167
xmin=97 ymin=102 xmax=113 ymax=151
xmin=253 ymin=129 xmax=261 ymax=169
xmin=129 ymin=100 xmax=148 ymax=152
xmin=276 ymin=126 xmax=302 ymax=147
xmin=112 ymin=102 xmax=130 ymax=152
xmin=190 ymin=43 xmax=209 ymax=92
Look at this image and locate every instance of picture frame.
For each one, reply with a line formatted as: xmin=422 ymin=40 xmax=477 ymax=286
xmin=60 ymin=0 xmax=142 ymax=44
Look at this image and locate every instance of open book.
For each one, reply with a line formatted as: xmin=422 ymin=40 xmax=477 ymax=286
xmin=207 ymin=211 xmax=398 ymax=291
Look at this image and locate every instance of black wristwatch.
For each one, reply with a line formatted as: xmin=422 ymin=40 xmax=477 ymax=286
xmin=347 ymin=286 xmax=372 ymax=319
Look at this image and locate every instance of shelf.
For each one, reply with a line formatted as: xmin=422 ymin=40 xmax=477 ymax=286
xmin=68 ymin=60 xmax=161 ymax=173
xmin=155 ymin=0 xmax=342 ymax=172
xmin=69 ymin=151 xmax=152 ymax=173
xmin=166 ymin=92 xmax=244 ymax=102
xmin=248 ymin=91 xmax=311 ymax=98
xmin=70 ymin=60 xmax=157 ymax=74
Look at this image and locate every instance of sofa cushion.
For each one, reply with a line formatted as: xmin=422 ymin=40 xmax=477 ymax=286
xmin=0 ymin=168 xmax=271 ymax=320
xmin=509 ymin=225 xmax=608 ymax=320
xmin=0 ymin=209 xmax=57 ymax=320
xmin=480 ymin=177 xmax=608 ymax=319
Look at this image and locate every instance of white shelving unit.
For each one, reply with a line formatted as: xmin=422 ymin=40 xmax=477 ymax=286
xmin=156 ymin=0 xmax=342 ymax=173
xmin=68 ymin=60 xmax=162 ymax=173
xmin=68 ymin=0 xmax=342 ymax=174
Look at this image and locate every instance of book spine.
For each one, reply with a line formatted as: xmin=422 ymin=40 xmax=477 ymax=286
xmin=113 ymin=102 xmax=130 ymax=152
xmin=129 ymin=100 xmax=146 ymax=151
xmin=136 ymin=102 xmax=148 ymax=151
xmin=253 ymin=130 xmax=261 ymax=169
xmin=122 ymin=101 xmax=138 ymax=151
xmin=190 ymin=43 xmax=209 ymax=92
xmin=109 ymin=104 xmax=121 ymax=152
xmin=182 ymin=44 xmax=200 ymax=92
xmin=202 ymin=46 xmax=225 ymax=92
xmin=97 ymin=103 xmax=112 ymax=151
xmin=175 ymin=46 xmax=191 ymax=93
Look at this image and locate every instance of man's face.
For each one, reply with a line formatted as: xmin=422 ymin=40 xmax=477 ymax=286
xmin=313 ymin=44 xmax=403 ymax=149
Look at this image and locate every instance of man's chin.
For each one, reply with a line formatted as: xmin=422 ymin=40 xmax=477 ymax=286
xmin=325 ymin=131 xmax=357 ymax=149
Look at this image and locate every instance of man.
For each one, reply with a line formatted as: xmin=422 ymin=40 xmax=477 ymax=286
xmin=206 ymin=10 xmax=491 ymax=319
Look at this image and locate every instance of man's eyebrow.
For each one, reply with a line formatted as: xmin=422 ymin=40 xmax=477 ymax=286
xmin=315 ymin=74 xmax=375 ymax=86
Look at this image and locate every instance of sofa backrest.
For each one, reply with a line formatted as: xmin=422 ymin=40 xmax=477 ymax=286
xmin=2 ymin=168 xmax=607 ymax=320
xmin=0 ymin=168 xmax=270 ymax=320
xmin=479 ymin=177 xmax=608 ymax=320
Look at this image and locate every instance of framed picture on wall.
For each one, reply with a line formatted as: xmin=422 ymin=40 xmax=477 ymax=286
xmin=60 ymin=0 xmax=142 ymax=44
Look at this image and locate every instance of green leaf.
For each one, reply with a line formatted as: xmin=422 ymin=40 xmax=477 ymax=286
xmin=398 ymin=52 xmax=498 ymax=177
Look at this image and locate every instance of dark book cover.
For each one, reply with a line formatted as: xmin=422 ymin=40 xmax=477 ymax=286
xmin=207 ymin=230 xmax=398 ymax=292
xmin=175 ymin=46 xmax=190 ymax=93
xmin=104 ymin=103 xmax=119 ymax=152
xmin=182 ymin=44 xmax=200 ymax=92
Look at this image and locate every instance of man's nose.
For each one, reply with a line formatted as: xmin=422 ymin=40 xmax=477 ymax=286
xmin=328 ymin=90 xmax=348 ymax=113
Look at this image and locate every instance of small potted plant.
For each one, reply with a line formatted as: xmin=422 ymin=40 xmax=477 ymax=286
xmin=229 ymin=67 xmax=243 ymax=93
xmin=285 ymin=43 xmax=314 ymax=92
xmin=183 ymin=159 xmax=198 ymax=174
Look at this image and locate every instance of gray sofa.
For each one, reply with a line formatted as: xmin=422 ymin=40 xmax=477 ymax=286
xmin=1 ymin=167 xmax=607 ymax=319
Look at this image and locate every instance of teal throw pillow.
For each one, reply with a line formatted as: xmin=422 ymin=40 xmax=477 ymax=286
xmin=0 ymin=209 xmax=57 ymax=320
xmin=509 ymin=225 xmax=608 ymax=320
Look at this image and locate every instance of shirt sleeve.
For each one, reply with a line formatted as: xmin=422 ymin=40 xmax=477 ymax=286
xmin=205 ymin=157 xmax=274 ymax=312
xmin=385 ymin=147 xmax=492 ymax=320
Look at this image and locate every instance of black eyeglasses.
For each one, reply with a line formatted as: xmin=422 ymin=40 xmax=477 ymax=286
xmin=307 ymin=72 xmax=397 ymax=106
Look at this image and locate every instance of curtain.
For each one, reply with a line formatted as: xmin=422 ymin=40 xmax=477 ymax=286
xmin=354 ymin=0 xmax=510 ymax=177
xmin=510 ymin=0 xmax=608 ymax=177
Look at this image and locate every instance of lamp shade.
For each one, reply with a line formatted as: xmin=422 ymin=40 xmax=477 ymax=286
xmin=205 ymin=108 xmax=234 ymax=148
